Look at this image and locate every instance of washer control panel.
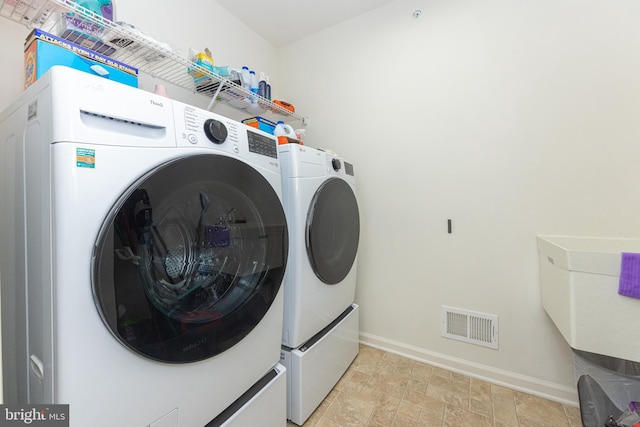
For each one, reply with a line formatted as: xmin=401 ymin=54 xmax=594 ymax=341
xmin=174 ymin=102 xmax=278 ymax=161
xmin=247 ymin=131 xmax=278 ymax=158
xmin=203 ymin=118 xmax=228 ymax=144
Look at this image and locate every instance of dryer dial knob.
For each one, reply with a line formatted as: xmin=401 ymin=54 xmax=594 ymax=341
xmin=203 ymin=119 xmax=228 ymax=144
xmin=332 ymin=158 xmax=341 ymax=172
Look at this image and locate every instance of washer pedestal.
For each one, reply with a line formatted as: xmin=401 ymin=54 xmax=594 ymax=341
xmin=214 ymin=364 xmax=287 ymax=427
xmin=281 ymin=304 xmax=359 ymax=425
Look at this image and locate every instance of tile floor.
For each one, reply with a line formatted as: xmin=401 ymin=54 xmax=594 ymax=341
xmin=289 ymin=344 xmax=582 ymax=427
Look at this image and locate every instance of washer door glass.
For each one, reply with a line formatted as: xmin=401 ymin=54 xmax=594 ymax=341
xmin=306 ymin=178 xmax=360 ymax=285
xmin=92 ymin=155 xmax=288 ymax=363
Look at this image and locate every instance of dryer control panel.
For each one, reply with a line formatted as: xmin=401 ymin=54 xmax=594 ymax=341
xmin=323 ymin=154 xmax=355 ymax=177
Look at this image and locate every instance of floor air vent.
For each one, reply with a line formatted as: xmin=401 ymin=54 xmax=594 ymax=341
xmin=441 ymin=306 xmax=499 ymax=349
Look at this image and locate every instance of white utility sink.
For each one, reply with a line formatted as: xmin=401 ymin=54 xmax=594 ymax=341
xmin=537 ymin=235 xmax=640 ymax=363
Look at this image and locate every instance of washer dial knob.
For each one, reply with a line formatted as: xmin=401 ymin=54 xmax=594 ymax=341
xmin=332 ymin=158 xmax=341 ymax=172
xmin=203 ymin=119 xmax=228 ymax=144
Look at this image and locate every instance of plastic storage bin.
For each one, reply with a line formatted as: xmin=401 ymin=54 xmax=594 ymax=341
xmin=242 ymin=116 xmax=277 ymax=135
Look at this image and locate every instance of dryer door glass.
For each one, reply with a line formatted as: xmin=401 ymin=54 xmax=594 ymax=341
xmin=306 ymin=178 xmax=360 ymax=285
xmin=92 ymin=154 xmax=288 ymax=363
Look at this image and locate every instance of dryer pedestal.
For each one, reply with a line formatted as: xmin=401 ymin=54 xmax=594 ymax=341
xmin=281 ymin=304 xmax=359 ymax=425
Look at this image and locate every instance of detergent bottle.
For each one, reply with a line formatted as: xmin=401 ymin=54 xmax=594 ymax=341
xmin=258 ymin=72 xmax=267 ymax=98
xmin=274 ymin=121 xmax=297 ymax=145
xmin=265 ymin=74 xmax=271 ymax=100
xmin=241 ymin=66 xmax=251 ymax=91
xmin=249 ymin=71 xmax=259 ymax=94
xmin=283 ymin=123 xmax=297 ymax=140
xmin=274 ymin=121 xmax=287 ymax=145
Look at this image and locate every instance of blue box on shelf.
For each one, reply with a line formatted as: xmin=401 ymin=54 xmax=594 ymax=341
xmin=24 ymin=28 xmax=138 ymax=89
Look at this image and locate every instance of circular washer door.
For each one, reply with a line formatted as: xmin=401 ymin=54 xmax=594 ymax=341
xmin=92 ymin=154 xmax=288 ymax=363
xmin=306 ymin=177 xmax=360 ymax=285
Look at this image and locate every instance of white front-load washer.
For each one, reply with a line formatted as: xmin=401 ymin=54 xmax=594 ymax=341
xmin=278 ymin=144 xmax=360 ymax=425
xmin=0 ymin=66 xmax=288 ymax=427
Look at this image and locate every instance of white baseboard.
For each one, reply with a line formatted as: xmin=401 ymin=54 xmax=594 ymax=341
xmin=359 ymin=332 xmax=579 ymax=407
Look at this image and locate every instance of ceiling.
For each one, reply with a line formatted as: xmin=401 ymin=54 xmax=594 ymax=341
xmin=215 ymin=0 xmax=399 ymax=48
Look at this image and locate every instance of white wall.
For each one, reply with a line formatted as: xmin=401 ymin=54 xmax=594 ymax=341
xmin=279 ymin=0 xmax=640 ymax=404
xmin=0 ymin=19 xmax=29 ymax=112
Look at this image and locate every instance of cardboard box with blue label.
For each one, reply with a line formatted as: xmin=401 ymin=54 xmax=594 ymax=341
xmin=24 ymin=29 xmax=138 ymax=89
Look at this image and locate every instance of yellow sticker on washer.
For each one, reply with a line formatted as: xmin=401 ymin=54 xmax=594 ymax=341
xmin=76 ymin=148 xmax=95 ymax=168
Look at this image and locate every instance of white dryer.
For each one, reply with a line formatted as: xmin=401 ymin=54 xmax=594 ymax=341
xmin=278 ymin=144 xmax=360 ymax=425
xmin=0 ymin=66 xmax=288 ymax=427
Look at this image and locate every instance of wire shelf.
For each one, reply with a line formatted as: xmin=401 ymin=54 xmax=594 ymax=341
xmin=1 ymin=0 xmax=306 ymax=123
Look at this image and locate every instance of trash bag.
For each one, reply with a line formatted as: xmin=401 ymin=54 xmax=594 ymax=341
xmin=614 ymin=408 xmax=640 ymax=426
xmin=578 ymin=375 xmax=622 ymax=427
xmin=574 ymin=350 xmax=640 ymax=427
xmin=603 ymin=407 xmax=640 ymax=427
